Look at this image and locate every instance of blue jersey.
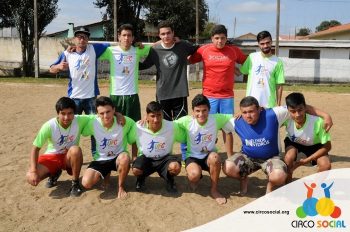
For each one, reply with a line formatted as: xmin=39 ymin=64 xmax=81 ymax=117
xmin=224 ymin=107 xmax=289 ymax=159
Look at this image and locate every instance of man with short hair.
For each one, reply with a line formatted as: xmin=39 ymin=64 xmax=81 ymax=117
xmin=189 ymin=24 xmax=247 ymax=157
xmin=130 ymin=101 xmax=185 ymax=193
xmin=222 ymin=96 xmax=332 ymax=194
xmin=177 ymin=94 xmax=233 ymax=205
xmin=50 ymin=27 xmax=109 ymax=115
xmin=81 ymin=96 xmax=135 ymax=199
xmin=140 ymin=20 xmax=198 ymax=160
xmin=26 ymin=97 xmax=88 ymax=197
xmin=240 ymin=30 xmax=285 ymax=108
xmin=283 ymin=92 xmax=331 ymax=183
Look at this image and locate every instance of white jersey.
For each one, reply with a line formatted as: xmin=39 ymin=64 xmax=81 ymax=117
xmin=63 ymin=44 xmax=97 ymax=99
xmin=134 ymin=120 xmax=184 ymax=159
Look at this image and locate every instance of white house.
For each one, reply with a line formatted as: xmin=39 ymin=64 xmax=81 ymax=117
xmin=238 ymin=40 xmax=350 ymax=83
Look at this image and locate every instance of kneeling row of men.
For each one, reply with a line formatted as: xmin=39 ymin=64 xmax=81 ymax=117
xmin=26 ymin=93 xmax=332 ymax=205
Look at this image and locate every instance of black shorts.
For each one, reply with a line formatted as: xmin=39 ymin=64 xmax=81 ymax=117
xmin=158 ymin=97 xmax=188 ymax=121
xmin=88 ymin=157 xmax=118 ymax=178
xmin=185 ymin=155 xmax=210 ymax=172
xmin=132 ymin=154 xmax=180 ymax=180
xmin=284 ymin=137 xmax=325 ymax=165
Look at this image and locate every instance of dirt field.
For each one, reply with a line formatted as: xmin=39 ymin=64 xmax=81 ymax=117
xmin=0 ymin=82 xmax=349 ymax=232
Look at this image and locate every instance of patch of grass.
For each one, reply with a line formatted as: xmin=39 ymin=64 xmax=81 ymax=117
xmin=1 ymin=77 xmax=350 ymax=93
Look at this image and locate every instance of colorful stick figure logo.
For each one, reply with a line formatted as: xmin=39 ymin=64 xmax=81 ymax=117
xmin=296 ymin=182 xmax=341 ymax=219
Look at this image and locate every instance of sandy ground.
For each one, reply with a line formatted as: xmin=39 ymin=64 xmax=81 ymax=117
xmin=0 ymin=82 xmax=349 ymax=232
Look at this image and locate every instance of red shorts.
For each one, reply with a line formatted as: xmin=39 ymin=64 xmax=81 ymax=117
xmin=38 ymin=154 xmax=72 ymax=175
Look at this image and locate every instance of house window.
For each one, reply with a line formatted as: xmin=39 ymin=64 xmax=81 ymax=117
xmin=289 ymin=49 xmax=320 ymax=59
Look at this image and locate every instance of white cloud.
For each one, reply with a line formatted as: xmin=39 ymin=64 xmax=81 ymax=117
xmin=228 ymin=1 xmax=276 ymax=13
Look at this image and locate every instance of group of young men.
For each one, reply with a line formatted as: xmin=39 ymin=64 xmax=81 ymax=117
xmin=27 ymin=21 xmax=333 ymax=205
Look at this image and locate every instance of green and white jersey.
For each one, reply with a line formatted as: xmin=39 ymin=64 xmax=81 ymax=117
xmin=33 ymin=115 xmax=92 ymax=154
xmin=240 ymin=52 xmax=285 ymax=108
xmin=82 ymin=116 xmax=135 ymax=161
xmin=283 ymin=114 xmax=331 ymax=146
xmin=99 ymin=45 xmax=151 ymax=96
xmin=177 ymin=114 xmax=232 ymax=159
xmin=130 ymin=120 xmax=185 ymax=160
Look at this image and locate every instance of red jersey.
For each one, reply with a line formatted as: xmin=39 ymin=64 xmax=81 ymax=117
xmin=190 ymin=44 xmax=246 ymax=98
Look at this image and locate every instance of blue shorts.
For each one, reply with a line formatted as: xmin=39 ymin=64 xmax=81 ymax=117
xmin=208 ymin=97 xmax=234 ymax=114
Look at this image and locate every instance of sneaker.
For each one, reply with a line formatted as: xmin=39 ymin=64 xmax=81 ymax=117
xmin=135 ymin=177 xmax=146 ymax=192
xmin=69 ymin=180 xmax=83 ymax=197
xmin=166 ymin=179 xmax=178 ymax=194
xmin=45 ymin=169 xmax=62 ymax=188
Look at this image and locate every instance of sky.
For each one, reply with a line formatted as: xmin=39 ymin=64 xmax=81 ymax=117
xmin=46 ymin=0 xmax=350 ymax=38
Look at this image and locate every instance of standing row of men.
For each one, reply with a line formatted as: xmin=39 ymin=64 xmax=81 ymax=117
xmin=27 ymin=21 xmax=332 ymax=204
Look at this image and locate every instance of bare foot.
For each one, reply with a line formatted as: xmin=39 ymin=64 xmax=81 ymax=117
xmin=239 ymin=177 xmax=248 ymax=196
xmin=211 ymin=189 xmax=227 ymax=205
xmin=117 ymin=187 xmax=128 ymax=199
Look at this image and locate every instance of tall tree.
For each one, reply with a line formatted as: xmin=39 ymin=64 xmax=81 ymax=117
xmin=296 ymin=27 xmax=311 ymax=36
xmin=94 ymin=0 xmax=146 ymax=41
xmin=315 ymin=20 xmax=341 ymax=32
xmin=146 ymin=0 xmax=208 ymax=39
xmin=0 ymin=0 xmax=59 ymax=77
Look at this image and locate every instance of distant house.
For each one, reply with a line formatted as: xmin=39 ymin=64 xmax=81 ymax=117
xmin=234 ymin=39 xmax=350 ymax=83
xmin=45 ymin=20 xmax=158 ymax=41
xmin=45 ymin=20 xmax=108 ymax=40
xmin=307 ymin=23 xmax=350 ymax=40
xmin=235 ymin=33 xmax=256 ymax=41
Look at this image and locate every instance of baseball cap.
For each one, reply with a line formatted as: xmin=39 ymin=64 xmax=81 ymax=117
xmin=74 ymin=27 xmax=90 ymax=37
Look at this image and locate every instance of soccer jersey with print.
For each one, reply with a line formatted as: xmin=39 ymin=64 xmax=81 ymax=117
xmin=82 ymin=116 xmax=135 ymax=161
xmin=99 ymin=45 xmax=151 ymax=95
xmin=240 ymin=52 xmax=285 ymax=108
xmin=284 ymin=114 xmax=330 ymax=146
xmin=33 ymin=115 xmax=92 ymax=154
xmin=130 ymin=120 xmax=185 ymax=159
xmin=189 ymin=44 xmax=246 ymax=98
xmin=51 ymin=43 xmax=109 ymax=99
xmin=224 ymin=107 xmax=289 ymax=159
xmin=177 ymin=114 xmax=232 ymax=159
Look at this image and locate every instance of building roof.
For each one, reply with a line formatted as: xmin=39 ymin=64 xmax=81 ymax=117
xmin=240 ymin=39 xmax=350 ymax=48
xmin=308 ymin=23 xmax=350 ymax=39
xmin=45 ymin=20 xmax=109 ymax=37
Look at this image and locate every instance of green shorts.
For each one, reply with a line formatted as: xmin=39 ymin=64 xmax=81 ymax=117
xmin=110 ymin=94 xmax=141 ymax=121
xmin=227 ymin=152 xmax=287 ymax=177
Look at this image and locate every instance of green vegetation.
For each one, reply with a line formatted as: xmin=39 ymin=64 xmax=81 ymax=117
xmin=1 ymin=77 xmax=350 ymax=93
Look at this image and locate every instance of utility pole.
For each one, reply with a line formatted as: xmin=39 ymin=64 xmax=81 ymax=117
xmin=275 ymin=0 xmax=280 ymax=56
xmin=34 ymin=0 xmax=39 ymax=78
xmin=195 ymin=0 xmax=200 ymax=81
xmin=114 ymin=0 xmax=118 ymax=42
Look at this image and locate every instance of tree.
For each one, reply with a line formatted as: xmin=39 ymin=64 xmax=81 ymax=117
xmin=0 ymin=0 xmax=59 ymax=77
xmin=296 ymin=27 xmax=311 ymax=36
xmin=200 ymin=21 xmax=216 ymax=39
xmin=315 ymin=20 xmax=341 ymax=32
xmin=94 ymin=0 xmax=146 ymax=41
xmin=93 ymin=0 xmax=208 ymax=40
xmin=145 ymin=0 xmax=208 ymax=39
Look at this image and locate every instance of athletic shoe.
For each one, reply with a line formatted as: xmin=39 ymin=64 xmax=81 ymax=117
xmin=166 ymin=179 xmax=178 ymax=194
xmin=45 ymin=169 xmax=62 ymax=188
xmin=69 ymin=180 xmax=83 ymax=197
xmin=135 ymin=177 xmax=146 ymax=192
